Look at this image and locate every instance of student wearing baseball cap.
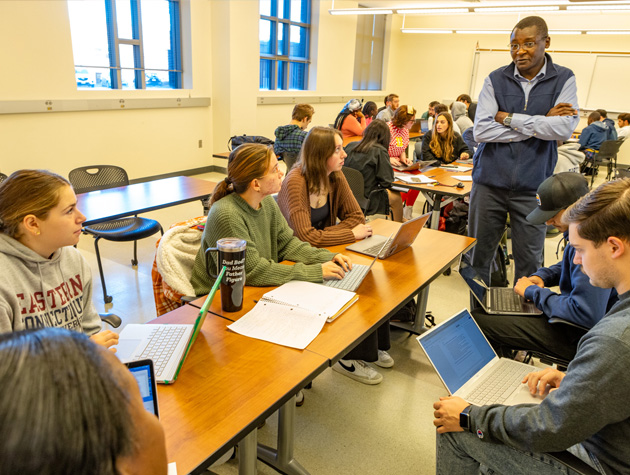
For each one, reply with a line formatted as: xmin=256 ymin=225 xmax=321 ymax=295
xmin=472 ymin=172 xmax=617 ymax=362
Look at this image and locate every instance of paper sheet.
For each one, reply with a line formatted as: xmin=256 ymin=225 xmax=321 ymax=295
xmin=441 ymin=165 xmax=471 ymax=172
xmin=452 ymin=175 xmax=473 ymax=182
xmin=227 ymin=301 xmax=328 ymax=349
xmin=394 ymin=173 xmax=436 ymax=184
xmin=263 ymin=281 xmax=356 ymax=319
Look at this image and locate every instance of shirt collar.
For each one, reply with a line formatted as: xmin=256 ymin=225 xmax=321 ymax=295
xmin=513 ymin=56 xmax=547 ymax=82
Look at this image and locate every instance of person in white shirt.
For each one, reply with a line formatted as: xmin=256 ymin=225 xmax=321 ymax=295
xmin=618 ymin=113 xmax=630 ymax=140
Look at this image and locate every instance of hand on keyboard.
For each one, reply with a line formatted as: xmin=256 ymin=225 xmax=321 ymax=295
xmin=323 ymin=260 xmax=346 ymax=280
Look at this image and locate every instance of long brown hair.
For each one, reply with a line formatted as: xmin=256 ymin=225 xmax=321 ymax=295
xmin=0 ymin=170 xmax=70 ymax=238
xmin=298 ymin=127 xmax=342 ymax=195
xmin=210 ymin=144 xmax=273 ymax=206
xmin=429 ymin=112 xmax=455 ymax=163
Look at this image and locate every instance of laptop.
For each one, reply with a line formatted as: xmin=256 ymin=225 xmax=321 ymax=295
xmin=323 ymin=238 xmax=390 ymax=292
xmin=125 ymin=359 xmax=159 ymax=417
xmin=417 ymin=309 xmax=547 ymax=406
xmin=116 ymin=266 xmax=226 ymax=384
xmin=346 ymin=212 xmax=430 ymax=259
xmin=409 ymin=119 xmax=430 ymax=134
xmin=459 ymin=260 xmax=542 ymax=316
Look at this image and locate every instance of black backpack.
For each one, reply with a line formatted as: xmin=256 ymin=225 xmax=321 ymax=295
xmin=227 ymin=135 xmax=274 ymax=151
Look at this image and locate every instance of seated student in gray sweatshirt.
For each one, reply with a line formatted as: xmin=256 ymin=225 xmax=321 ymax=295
xmin=434 ymin=178 xmax=630 ymax=475
xmin=0 ymin=170 xmax=118 ymax=350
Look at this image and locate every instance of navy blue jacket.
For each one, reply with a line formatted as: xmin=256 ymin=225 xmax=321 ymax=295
xmin=524 ymin=233 xmax=617 ymax=328
xmin=473 ymin=55 xmax=575 ymax=192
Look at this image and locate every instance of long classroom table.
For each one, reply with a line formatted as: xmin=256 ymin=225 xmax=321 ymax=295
xmin=154 ymin=304 xmax=328 ymax=475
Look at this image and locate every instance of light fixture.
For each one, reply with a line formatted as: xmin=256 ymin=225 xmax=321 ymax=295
xmin=548 ymin=30 xmax=583 ymax=34
xmin=586 ymin=30 xmax=630 ymax=34
xmin=401 ymin=29 xmax=454 ymax=34
xmin=567 ymin=4 xmax=630 ymax=10
xmin=328 ymin=8 xmax=393 ymax=15
xmin=455 ymin=30 xmax=512 ymax=34
xmin=397 ymin=8 xmax=470 ymax=14
xmin=474 ymin=6 xmax=560 ymax=13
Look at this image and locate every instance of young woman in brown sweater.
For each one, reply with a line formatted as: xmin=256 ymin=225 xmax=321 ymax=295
xmin=277 ymin=126 xmax=372 ymax=247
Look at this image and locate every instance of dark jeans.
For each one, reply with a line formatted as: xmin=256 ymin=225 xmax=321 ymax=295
xmin=344 ymin=321 xmax=390 ymax=362
xmin=472 ymin=308 xmax=587 ymax=362
xmin=468 ymin=183 xmax=546 ymax=284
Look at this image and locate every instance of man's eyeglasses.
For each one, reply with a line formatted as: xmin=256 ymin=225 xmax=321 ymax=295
xmin=508 ymin=39 xmax=544 ymax=52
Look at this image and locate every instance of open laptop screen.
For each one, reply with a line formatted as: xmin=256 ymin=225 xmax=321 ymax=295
xmin=418 ymin=309 xmax=495 ymax=394
xmin=459 ymin=262 xmax=488 ymax=307
xmin=126 ymin=359 xmax=159 ymax=417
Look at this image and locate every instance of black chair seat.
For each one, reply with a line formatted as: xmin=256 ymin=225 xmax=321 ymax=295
xmin=84 ymin=217 xmax=163 ymax=242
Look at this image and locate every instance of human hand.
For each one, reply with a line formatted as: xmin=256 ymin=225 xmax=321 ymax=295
xmin=433 ymin=396 xmax=469 ymax=434
xmin=352 ymin=223 xmax=373 ymax=240
xmin=494 ymin=111 xmax=509 ymax=124
xmin=522 ymin=367 xmax=566 ymax=396
xmin=355 ymin=111 xmax=365 ymax=119
xmin=401 ymin=153 xmax=412 ymax=166
xmin=547 ymin=103 xmax=577 ymax=117
xmin=528 ymin=275 xmax=545 ymax=288
xmin=90 ymin=330 xmax=119 ymax=352
xmin=514 ymin=276 xmax=538 ymax=297
xmin=332 ymin=253 xmax=352 ymax=271
xmin=460 ymin=152 xmax=470 ymax=160
xmin=390 ymin=157 xmax=403 ymax=167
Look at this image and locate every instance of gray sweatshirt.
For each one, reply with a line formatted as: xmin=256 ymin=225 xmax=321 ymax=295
xmin=469 ymin=291 xmax=630 ymax=474
xmin=0 ymin=234 xmax=101 ymax=336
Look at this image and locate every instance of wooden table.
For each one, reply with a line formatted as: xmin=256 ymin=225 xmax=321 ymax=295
xmin=394 ymin=164 xmax=473 ymax=230
xmin=77 ymin=176 xmax=217 ymax=225
xmin=192 ymin=219 xmax=476 ymax=343
xmin=213 ymin=151 xmax=230 ymax=159
xmin=154 ymin=305 xmax=328 ymax=474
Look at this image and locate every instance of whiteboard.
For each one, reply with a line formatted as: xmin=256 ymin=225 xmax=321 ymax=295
xmin=470 ymin=50 xmax=630 ymax=112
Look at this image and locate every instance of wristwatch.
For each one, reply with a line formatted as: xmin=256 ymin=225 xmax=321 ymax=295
xmin=503 ymin=113 xmax=514 ymax=127
xmin=460 ymin=404 xmax=473 ymax=431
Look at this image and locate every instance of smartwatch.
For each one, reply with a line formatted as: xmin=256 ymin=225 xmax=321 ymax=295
xmin=459 ymin=404 xmax=472 ymax=431
xmin=503 ymin=113 xmax=514 ymax=127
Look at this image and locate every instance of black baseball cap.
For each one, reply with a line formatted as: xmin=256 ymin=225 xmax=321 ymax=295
xmin=526 ymin=172 xmax=589 ymax=225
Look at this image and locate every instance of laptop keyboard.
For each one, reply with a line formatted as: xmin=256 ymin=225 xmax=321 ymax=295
xmin=363 ymin=237 xmax=393 ymax=257
xmin=324 ymin=264 xmax=369 ymax=291
xmin=463 ymin=361 xmax=533 ymax=405
xmin=137 ymin=326 xmax=187 ymax=378
xmin=491 ymin=288 xmax=525 ymax=313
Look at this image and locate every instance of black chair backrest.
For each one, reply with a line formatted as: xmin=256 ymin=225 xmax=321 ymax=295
xmin=0 ymin=173 xmax=8 ymax=185
xmin=68 ymin=166 xmax=130 ymax=193
xmin=597 ymin=139 xmax=623 ymax=159
xmin=341 ymin=166 xmax=368 ymax=211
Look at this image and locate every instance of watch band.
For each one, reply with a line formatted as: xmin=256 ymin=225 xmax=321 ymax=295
xmin=503 ymin=113 xmax=514 ymax=127
xmin=459 ymin=404 xmax=472 ymax=431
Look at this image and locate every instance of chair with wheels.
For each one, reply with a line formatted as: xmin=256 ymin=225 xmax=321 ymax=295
xmin=68 ymin=166 xmax=164 ymax=304
xmin=583 ymin=139 xmax=624 ymax=187
xmin=341 ymin=166 xmax=391 ymax=218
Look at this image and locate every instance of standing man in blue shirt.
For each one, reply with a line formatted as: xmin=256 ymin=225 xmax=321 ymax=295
xmin=469 ymin=16 xmax=579 ymax=284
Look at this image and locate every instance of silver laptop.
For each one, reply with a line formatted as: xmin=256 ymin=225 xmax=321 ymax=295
xmin=417 ymin=309 xmax=547 ymax=406
xmin=459 ymin=260 xmax=542 ymax=316
xmin=323 ymin=239 xmax=389 ymax=292
xmin=346 ymin=213 xmax=430 ymax=259
xmin=116 ymin=267 xmax=225 ymax=384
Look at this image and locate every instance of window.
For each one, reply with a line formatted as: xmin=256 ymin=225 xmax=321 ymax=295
xmin=68 ymin=0 xmax=182 ymax=90
xmin=353 ymin=14 xmax=385 ymax=90
xmin=259 ymin=0 xmax=310 ymax=90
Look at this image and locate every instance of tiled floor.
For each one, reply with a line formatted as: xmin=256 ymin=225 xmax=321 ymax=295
xmin=75 ymin=165 xmax=600 ymax=475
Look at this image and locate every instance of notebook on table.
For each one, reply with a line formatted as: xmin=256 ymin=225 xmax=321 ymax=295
xmin=459 ymin=260 xmax=543 ymax=316
xmin=392 ymin=160 xmax=439 ymax=172
xmin=324 ymin=238 xmax=390 ymax=291
xmin=346 ymin=213 xmax=430 ymax=260
xmin=125 ymin=359 xmax=159 ymax=417
xmin=417 ymin=309 xmax=547 ymax=406
xmin=116 ymin=266 xmax=226 ymax=384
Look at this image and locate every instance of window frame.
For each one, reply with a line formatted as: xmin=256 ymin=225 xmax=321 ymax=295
xmin=259 ymin=0 xmax=311 ymax=91
xmin=71 ymin=0 xmax=183 ymax=90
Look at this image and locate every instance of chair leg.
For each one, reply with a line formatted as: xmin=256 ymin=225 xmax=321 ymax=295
xmin=132 ymin=240 xmax=138 ymax=267
xmin=93 ymin=237 xmax=113 ymax=304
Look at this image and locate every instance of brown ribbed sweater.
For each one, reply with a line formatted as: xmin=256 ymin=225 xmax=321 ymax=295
xmin=277 ymin=167 xmax=365 ymax=248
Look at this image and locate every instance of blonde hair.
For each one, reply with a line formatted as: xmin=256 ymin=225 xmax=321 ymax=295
xmin=0 ymin=170 xmax=70 ymax=238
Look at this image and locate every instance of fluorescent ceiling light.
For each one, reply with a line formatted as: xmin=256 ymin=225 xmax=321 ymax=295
xmin=475 ymin=6 xmax=560 ymax=13
xmin=548 ymin=30 xmax=583 ymax=34
xmin=328 ymin=8 xmax=393 ymax=15
xmin=397 ymin=8 xmax=470 ymax=14
xmin=455 ymin=30 xmax=511 ymax=34
xmin=567 ymin=4 xmax=630 ymax=11
xmin=586 ymin=30 xmax=630 ymax=34
xmin=401 ymin=29 xmax=454 ymax=34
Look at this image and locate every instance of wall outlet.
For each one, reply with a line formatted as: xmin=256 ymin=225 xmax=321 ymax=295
xmin=198 ymin=139 xmax=203 ymax=148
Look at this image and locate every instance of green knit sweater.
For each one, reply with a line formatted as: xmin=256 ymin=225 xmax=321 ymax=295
xmin=190 ymin=193 xmax=335 ymax=295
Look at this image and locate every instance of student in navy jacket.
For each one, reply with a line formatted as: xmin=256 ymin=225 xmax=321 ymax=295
xmin=469 ymin=16 xmax=579 ymax=285
xmin=579 ymin=111 xmax=610 ymax=154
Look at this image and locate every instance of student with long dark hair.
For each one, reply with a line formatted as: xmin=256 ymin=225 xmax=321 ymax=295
xmin=334 ymin=99 xmax=366 ymax=139
xmin=345 ymin=120 xmax=404 ymax=222
xmin=190 ymin=143 xmax=351 ymax=295
xmin=421 ymin=112 xmax=470 ymax=164
xmin=0 ymin=170 xmax=118 ymax=350
xmin=277 ymin=127 xmax=371 ymax=247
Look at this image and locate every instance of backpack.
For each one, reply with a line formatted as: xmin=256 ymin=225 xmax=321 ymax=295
xmin=227 ymin=135 xmax=274 ymax=151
